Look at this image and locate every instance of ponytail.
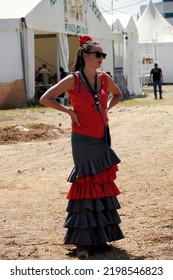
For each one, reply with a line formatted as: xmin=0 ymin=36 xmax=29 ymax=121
xmin=71 ymin=41 xmax=99 ymax=72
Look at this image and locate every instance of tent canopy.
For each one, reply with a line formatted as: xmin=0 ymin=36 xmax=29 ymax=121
xmin=136 ymin=0 xmax=173 ymax=43
xmin=113 ymin=14 xmax=134 ymax=31
xmin=0 ymin=0 xmax=114 ymax=39
xmin=112 ymin=14 xmax=141 ymax=96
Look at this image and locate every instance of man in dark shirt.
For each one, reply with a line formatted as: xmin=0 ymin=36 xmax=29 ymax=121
xmin=150 ymin=63 xmax=163 ymax=99
xmin=58 ymin=67 xmax=69 ymax=98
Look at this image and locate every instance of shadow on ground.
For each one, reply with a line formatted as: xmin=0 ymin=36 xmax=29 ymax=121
xmin=66 ymin=245 xmax=145 ymax=260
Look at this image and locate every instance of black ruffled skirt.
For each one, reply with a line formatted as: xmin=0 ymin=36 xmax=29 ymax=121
xmin=64 ymin=132 xmax=124 ymax=246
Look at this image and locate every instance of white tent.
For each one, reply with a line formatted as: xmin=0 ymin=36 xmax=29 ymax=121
xmin=136 ymin=0 xmax=173 ymax=83
xmin=0 ymin=0 xmax=114 ymax=109
xmin=112 ymin=14 xmax=141 ymax=97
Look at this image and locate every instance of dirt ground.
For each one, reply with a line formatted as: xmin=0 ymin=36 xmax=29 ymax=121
xmin=0 ymin=85 xmax=173 ymax=260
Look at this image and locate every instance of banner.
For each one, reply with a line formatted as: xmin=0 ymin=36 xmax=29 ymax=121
xmin=63 ymin=0 xmax=101 ymax=35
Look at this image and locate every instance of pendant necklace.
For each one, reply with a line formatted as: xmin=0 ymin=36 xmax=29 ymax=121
xmin=80 ymin=68 xmax=102 ymax=111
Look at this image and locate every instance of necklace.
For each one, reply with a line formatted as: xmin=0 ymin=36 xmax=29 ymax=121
xmin=80 ymin=68 xmax=102 ymax=111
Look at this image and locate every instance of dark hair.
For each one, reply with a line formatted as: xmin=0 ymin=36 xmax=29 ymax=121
xmin=72 ymin=41 xmax=99 ymax=71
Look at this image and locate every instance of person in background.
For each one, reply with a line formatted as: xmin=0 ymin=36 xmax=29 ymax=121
xmin=60 ymin=67 xmax=69 ymax=80
xmin=35 ymin=73 xmax=44 ymax=85
xmin=58 ymin=67 xmax=69 ymax=98
xmin=40 ymin=35 xmax=124 ymax=258
xmin=150 ymin=63 xmax=163 ymax=99
xmin=39 ymin=64 xmax=52 ymax=85
xmin=35 ymin=73 xmax=47 ymax=101
xmin=106 ymin=71 xmax=113 ymax=99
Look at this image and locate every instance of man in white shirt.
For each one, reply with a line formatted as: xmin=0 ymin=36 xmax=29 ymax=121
xmin=39 ymin=64 xmax=51 ymax=85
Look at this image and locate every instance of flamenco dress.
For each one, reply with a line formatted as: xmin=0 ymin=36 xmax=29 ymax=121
xmin=64 ymin=72 xmax=124 ymax=246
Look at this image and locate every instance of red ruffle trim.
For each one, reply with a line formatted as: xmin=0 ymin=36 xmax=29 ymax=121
xmin=67 ymin=165 xmax=120 ymax=200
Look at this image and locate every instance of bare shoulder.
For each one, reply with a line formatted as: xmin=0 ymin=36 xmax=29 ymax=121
xmin=60 ymin=73 xmax=76 ymax=91
xmin=64 ymin=73 xmax=75 ymax=80
xmin=98 ymin=71 xmax=112 ymax=80
xmin=97 ymin=71 xmax=109 ymax=82
xmin=68 ymin=72 xmax=78 ymax=91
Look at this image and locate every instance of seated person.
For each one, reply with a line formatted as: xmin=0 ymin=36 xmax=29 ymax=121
xmin=35 ymin=73 xmax=47 ymax=100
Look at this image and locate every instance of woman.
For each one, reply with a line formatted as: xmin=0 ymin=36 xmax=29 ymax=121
xmin=40 ymin=35 xmax=124 ymax=258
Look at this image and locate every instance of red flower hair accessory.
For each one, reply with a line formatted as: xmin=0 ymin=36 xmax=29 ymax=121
xmin=79 ymin=35 xmax=93 ymax=46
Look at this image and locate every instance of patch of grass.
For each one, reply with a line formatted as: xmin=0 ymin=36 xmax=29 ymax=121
xmin=118 ymin=85 xmax=173 ymax=107
xmin=0 ymin=106 xmax=52 ymax=120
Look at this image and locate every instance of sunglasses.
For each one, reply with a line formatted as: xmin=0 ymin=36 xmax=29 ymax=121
xmin=88 ymin=51 xmax=107 ymax=59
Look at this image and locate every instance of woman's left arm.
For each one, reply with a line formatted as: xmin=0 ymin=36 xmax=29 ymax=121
xmin=106 ymin=74 xmax=122 ymax=111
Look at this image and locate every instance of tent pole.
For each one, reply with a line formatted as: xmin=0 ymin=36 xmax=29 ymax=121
xmin=111 ymin=0 xmax=115 ymax=80
xmin=20 ymin=18 xmax=27 ymax=98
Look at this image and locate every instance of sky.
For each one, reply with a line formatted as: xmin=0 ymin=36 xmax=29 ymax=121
xmin=96 ymin=0 xmax=161 ymax=24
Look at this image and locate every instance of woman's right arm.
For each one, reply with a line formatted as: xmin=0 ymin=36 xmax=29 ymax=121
xmin=40 ymin=74 xmax=74 ymax=112
xmin=40 ymin=74 xmax=80 ymax=126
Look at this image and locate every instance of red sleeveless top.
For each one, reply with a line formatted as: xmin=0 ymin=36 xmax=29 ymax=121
xmin=68 ymin=71 xmax=109 ymax=138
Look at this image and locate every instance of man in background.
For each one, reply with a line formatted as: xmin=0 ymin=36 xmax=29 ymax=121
xmin=39 ymin=64 xmax=52 ymax=85
xmin=58 ymin=67 xmax=69 ymax=98
xmin=150 ymin=63 xmax=163 ymax=99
